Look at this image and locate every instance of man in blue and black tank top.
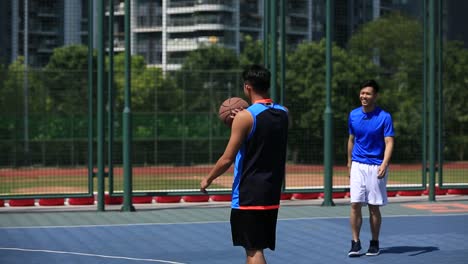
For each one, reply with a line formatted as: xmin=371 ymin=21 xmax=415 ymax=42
xmin=201 ymin=65 xmax=288 ymax=264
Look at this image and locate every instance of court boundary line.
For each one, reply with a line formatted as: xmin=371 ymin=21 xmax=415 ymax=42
xmin=279 ymin=213 xmax=468 ymax=221
xmin=0 ymin=213 xmax=467 ymax=230
xmin=0 ymin=247 xmax=186 ymax=264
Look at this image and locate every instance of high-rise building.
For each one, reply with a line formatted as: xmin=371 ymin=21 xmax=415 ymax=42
xmin=1 ymin=0 xmax=317 ymax=68
xmin=1 ymin=0 xmax=85 ymax=67
xmin=333 ymin=0 xmax=424 ymax=47
xmin=0 ymin=1 xmax=12 ymax=65
xmin=126 ymin=0 xmax=315 ymax=70
xmin=444 ymin=0 xmax=468 ymax=48
xmin=1 ymin=0 xmax=465 ymax=68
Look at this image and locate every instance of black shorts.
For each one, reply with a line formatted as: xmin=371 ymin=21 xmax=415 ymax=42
xmin=230 ymin=208 xmax=279 ymax=251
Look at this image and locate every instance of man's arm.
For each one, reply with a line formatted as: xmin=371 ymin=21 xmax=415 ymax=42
xmin=378 ymin=136 xmax=394 ymax=178
xmin=200 ymin=110 xmax=253 ymax=193
xmin=347 ymin=134 xmax=355 ymax=170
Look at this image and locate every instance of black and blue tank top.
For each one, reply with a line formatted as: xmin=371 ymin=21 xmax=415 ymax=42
xmin=231 ymin=99 xmax=288 ymax=210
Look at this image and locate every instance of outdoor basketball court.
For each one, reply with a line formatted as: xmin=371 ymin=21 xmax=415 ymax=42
xmin=1 ymin=195 xmax=467 ymax=264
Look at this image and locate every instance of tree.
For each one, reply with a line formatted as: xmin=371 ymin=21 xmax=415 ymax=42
xmin=348 ymin=12 xmax=468 ymax=161
xmin=286 ymin=39 xmax=378 ymax=163
xmin=178 ymin=45 xmax=241 ymax=113
xmin=348 ymin=12 xmax=423 ymax=77
xmin=44 ymin=45 xmax=93 ymax=115
xmin=111 ymin=52 xmax=181 ymax=139
xmin=443 ymin=41 xmax=468 ymax=160
xmin=112 ymin=53 xmax=163 ymax=111
xmin=348 ymin=12 xmax=425 ymax=162
xmin=0 ymin=58 xmax=27 ymax=147
xmin=239 ymin=35 xmax=263 ymax=69
xmin=1 ymin=57 xmax=27 ymax=115
xmin=1 ymin=57 xmax=48 ymax=138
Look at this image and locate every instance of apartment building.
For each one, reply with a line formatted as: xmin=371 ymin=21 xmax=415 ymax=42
xmin=0 ymin=0 xmax=316 ymax=69
xmin=2 ymin=0 xmax=464 ymax=69
xmin=1 ymin=0 xmax=85 ymax=67
xmin=126 ymin=0 xmax=313 ymax=70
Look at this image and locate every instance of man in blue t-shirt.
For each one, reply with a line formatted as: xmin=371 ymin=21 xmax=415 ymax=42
xmin=347 ymin=80 xmax=394 ymax=257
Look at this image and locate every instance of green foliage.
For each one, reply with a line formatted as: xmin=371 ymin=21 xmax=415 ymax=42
xmin=2 ymin=12 xmax=468 ymax=166
xmin=109 ymin=53 xmax=183 ymax=139
xmin=443 ymin=41 xmax=468 ymax=160
xmin=112 ymin=53 xmax=155 ymax=111
xmin=348 ymin=13 xmax=426 ymax=161
xmin=348 ymin=12 xmax=423 ymax=76
xmin=239 ymin=35 xmax=264 ymax=69
xmin=182 ymin=44 xmax=240 ymax=71
xmin=44 ymin=45 xmax=93 ymax=115
xmin=1 ymin=57 xmax=50 ymax=142
xmin=286 ymin=39 xmax=378 ymax=163
xmin=178 ymin=45 xmax=242 ymax=113
xmin=1 ymin=57 xmax=26 ymax=114
xmin=347 ymin=12 xmax=468 ymax=161
xmin=46 ymin=45 xmax=91 ymax=70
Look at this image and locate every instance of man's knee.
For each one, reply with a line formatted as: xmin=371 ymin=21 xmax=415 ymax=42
xmin=246 ymin=249 xmax=263 ymax=257
xmin=368 ymin=205 xmax=381 ymax=215
xmin=351 ymin=203 xmax=362 ymax=211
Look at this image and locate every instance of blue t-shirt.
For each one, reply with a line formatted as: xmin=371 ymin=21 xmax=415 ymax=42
xmin=348 ymin=106 xmax=394 ymax=165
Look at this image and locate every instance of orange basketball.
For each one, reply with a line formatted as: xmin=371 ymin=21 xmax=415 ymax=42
xmin=218 ymin=97 xmax=249 ymax=127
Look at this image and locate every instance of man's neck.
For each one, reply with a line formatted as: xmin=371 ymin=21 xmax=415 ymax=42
xmin=362 ymin=105 xmax=376 ymax=113
xmin=249 ymin=93 xmax=270 ymax=104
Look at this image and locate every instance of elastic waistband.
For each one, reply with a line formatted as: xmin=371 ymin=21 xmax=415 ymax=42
xmin=237 ymin=205 xmax=280 ymax=210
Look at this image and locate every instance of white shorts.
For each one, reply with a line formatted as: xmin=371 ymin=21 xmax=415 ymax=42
xmin=350 ymin=161 xmax=388 ymax=206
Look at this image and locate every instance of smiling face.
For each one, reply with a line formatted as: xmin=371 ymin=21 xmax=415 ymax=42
xmin=359 ymin=86 xmax=378 ymax=112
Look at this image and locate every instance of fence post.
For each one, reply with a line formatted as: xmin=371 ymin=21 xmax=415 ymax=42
xmin=108 ymin=0 xmax=115 ymax=195
xmin=87 ymin=0 xmax=94 ymax=197
xmin=23 ymin=0 xmax=30 ymax=165
xmin=280 ymin=0 xmax=286 ymax=105
xmin=437 ymin=0 xmax=444 ymax=191
xmin=322 ymin=0 xmax=335 ymax=207
xmin=263 ymin=0 xmax=270 ymax=68
xmin=428 ymin=0 xmax=436 ymax=202
xmin=422 ymin=0 xmax=428 ymax=194
xmin=122 ymin=0 xmax=135 ymax=212
xmin=97 ymin=0 xmax=106 ymax=211
xmin=269 ymin=0 xmax=277 ymax=101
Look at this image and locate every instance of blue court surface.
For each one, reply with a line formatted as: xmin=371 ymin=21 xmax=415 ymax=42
xmin=1 ymin=197 xmax=467 ymax=264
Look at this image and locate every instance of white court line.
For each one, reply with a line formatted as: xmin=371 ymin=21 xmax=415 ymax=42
xmin=278 ymin=213 xmax=468 ymax=221
xmin=0 ymin=247 xmax=186 ymax=264
xmin=0 ymin=221 xmax=230 ymax=229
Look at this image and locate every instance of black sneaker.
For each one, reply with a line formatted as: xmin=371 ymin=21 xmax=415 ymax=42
xmin=366 ymin=240 xmax=380 ymax=256
xmin=348 ymin=240 xmax=361 ymax=257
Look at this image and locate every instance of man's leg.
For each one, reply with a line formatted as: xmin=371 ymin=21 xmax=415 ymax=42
xmin=349 ymin=162 xmax=364 ymax=244
xmin=348 ymin=202 xmax=363 ymax=256
xmin=246 ymin=249 xmax=266 ymax=264
xmin=366 ymin=204 xmax=382 ymax=256
xmin=368 ymin=204 xmax=381 ymax=241
xmin=350 ymin=203 xmax=362 ymax=241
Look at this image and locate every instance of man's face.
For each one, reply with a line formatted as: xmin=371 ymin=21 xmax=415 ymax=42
xmin=359 ymin=86 xmax=378 ymax=107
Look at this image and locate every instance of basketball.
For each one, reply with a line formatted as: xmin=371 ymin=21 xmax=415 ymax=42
xmin=218 ymin=97 xmax=249 ymax=127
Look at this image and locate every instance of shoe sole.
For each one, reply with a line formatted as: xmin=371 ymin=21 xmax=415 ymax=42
xmin=348 ymin=251 xmax=361 ymax=257
xmin=365 ymin=251 xmax=380 ymax=256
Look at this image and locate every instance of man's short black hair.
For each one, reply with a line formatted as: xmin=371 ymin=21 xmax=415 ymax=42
xmin=359 ymin=79 xmax=380 ymax=93
xmin=242 ymin=64 xmax=271 ymax=93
